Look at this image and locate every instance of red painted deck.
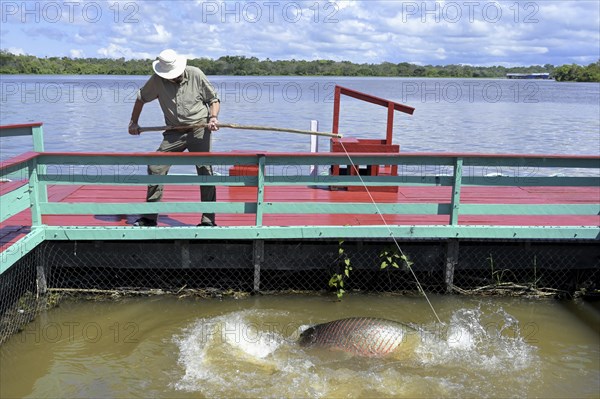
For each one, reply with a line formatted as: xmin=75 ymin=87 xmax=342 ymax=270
xmin=2 ymin=181 xmax=599 ymax=253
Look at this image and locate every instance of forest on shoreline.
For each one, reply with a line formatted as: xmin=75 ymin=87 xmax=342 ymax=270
xmin=1 ymin=51 xmax=598 ymax=82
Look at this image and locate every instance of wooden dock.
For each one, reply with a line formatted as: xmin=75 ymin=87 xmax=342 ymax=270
xmin=1 ymin=122 xmax=599 ymax=274
xmin=2 ymin=182 xmax=599 ymax=252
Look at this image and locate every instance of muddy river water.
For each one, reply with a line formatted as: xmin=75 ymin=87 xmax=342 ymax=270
xmin=0 ymin=294 xmax=598 ymax=398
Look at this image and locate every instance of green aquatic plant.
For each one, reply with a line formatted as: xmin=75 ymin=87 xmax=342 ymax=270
xmin=532 ymin=254 xmax=539 ymax=290
xmin=488 ymin=253 xmax=511 ymax=285
xmin=488 ymin=253 xmax=520 ymax=286
xmin=379 ymin=245 xmax=413 ymax=271
xmin=329 ymin=240 xmax=352 ymax=299
xmin=488 ymin=253 xmax=501 ymax=284
xmin=379 ymin=246 xmax=426 ymax=297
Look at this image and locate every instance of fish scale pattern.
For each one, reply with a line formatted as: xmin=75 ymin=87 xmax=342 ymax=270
xmin=299 ymin=317 xmax=408 ymax=356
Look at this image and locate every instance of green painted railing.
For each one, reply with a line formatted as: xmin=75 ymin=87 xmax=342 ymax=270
xmin=0 ymin=122 xmax=45 ymax=152
xmin=1 ymin=123 xmax=47 ymax=271
xmin=1 ymin=123 xmax=600 ymax=272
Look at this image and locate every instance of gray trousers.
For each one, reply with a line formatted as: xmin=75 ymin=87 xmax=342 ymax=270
xmin=144 ymin=127 xmax=215 ymax=224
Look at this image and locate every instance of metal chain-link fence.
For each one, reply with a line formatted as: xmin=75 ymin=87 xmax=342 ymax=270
xmin=45 ymin=240 xmax=255 ymax=292
xmin=1 ymin=239 xmax=598 ymax=344
xmin=453 ymin=241 xmax=599 ymax=296
xmin=0 ymin=247 xmax=45 ymax=345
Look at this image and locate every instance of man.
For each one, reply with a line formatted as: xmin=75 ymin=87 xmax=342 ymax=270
xmin=128 ymin=49 xmax=220 ymax=227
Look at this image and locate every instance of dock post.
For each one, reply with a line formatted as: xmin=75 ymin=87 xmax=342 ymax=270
xmin=180 ymin=240 xmax=191 ymax=268
xmin=36 ymin=248 xmax=47 ymax=298
xmin=253 ymin=240 xmax=264 ymax=293
xmin=445 ymin=239 xmax=459 ymax=293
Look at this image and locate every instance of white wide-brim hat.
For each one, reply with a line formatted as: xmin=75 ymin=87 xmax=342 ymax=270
xmin=152 ymin=49 xmax=187 ymax=79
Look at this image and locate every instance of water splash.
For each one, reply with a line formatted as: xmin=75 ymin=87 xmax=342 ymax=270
xmin=173 ymin=307 xmax=541 ymax=398
xmin=409 ymin=306 xmax=541 ymax=398
xmin=417 ymin=306 xmax=538 ymax=368
xmin=172 ymin=309 xmax=305 ymax=395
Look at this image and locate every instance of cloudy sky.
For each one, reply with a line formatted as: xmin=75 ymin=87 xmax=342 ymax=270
xmin=1 ymin=0 xmax=599 ymax=66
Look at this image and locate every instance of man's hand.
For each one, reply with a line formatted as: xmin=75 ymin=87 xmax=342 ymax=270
xmin=128 ymin=120 xmax=140 ymax=135
xmin=208 ymin=116 xmax=219 ymax=131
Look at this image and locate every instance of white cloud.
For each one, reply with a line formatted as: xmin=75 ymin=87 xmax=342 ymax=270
xmin=73 ymin=33 xmax=87 ymax=44
xmin=96 ymin=43 xmax=153 ymax=59
xmin=484 ymin=45 xmax=549 ymax=57
xmin=7 ymin=47 xmax=25 ymax=55
xmin=70 ymin=49 xmax=85 ymax=58
xmin=145 ymin=24 xmax=172 ymax=44
xmin=97 ymin=43 xmax=128 ymax=58
xmin=111 ymin=21 xmax=171 ymax=46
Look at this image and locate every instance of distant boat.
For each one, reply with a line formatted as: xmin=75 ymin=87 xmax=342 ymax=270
xmin=506 ymin=73 xmax=552 ymax=80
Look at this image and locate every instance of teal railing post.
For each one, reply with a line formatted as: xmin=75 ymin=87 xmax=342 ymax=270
xmin=28 ymin=157 xmax=43 ymax=226
xmin=449 ymin=157 xmax=463 ymax=225
xmin=32 ymin=124 xmax=48 ymax=210
xmin=30 ymin=125 xmax=47 ymax=293
xmin=31 ymin=124 xmax=45 ymax=152
xmin=255 ymin=154 xmax=266 ymax=226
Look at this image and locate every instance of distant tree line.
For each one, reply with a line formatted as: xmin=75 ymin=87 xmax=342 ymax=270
xmin=1 ymin=50 xmax=598 ymax=81
xmin=551 ymin=62 xmax=600 ymax=82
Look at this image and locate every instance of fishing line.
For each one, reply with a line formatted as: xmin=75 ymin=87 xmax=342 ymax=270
xmin=338 ymin=141 xmax=443 ymax=325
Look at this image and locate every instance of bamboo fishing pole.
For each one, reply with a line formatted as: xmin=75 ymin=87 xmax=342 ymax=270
xmin=138 ymin=122 xmax=343 ymax=138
